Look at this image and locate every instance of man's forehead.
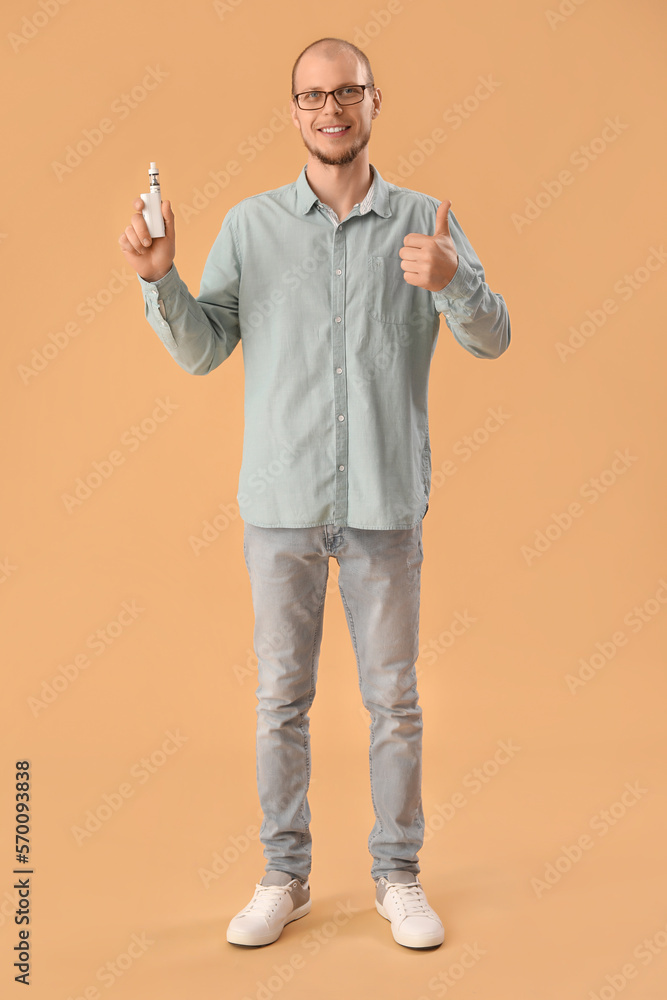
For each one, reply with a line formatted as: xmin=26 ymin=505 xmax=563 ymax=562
xmin=295 ymin=51 xmax=362 ymax=88
xmin=297 ymin=78 xmax=362 ymax=91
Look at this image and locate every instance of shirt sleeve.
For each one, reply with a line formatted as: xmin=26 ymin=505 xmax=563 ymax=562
xmin=136 ymin=208 xmax=242 ymax=376
xmin=431 ymin=205 xmax=511 ymax=360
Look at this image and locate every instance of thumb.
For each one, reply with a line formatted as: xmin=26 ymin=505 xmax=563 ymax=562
xmin=434 ymin=199 xmax=451 ymax=237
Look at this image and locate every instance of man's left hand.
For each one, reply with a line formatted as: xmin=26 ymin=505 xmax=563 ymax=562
xmin=399 ymin=199 xmax=459 ymax=293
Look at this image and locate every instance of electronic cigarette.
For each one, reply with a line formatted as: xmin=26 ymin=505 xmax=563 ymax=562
xmin=140 ymin=162 xmax=166 ymax=238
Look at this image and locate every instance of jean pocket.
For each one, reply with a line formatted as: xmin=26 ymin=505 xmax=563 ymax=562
xmin=366 ymin=254 xmax=430 ymax=326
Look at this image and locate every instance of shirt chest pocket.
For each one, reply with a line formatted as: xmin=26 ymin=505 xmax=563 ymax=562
xmin=366 ymin=254 xmax=429 ymax=326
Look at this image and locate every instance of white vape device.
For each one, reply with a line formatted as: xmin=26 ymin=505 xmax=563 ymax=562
xmin=140 ymin=162 xmax=165 ymax=238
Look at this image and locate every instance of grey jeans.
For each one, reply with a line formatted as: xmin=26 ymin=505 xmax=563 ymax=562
xmin=242 ymin=519 xmax=425 ymax=883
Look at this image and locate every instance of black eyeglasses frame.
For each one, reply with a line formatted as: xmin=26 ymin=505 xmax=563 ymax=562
xmin=292 ymin=84 xmax=375 ymax=110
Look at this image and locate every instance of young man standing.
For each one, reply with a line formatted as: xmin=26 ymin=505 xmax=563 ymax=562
xmin=119 ymin=37 xmax=510 ymax=950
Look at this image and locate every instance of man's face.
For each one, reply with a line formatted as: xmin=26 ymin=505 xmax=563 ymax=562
xmin=290 ymin=49 xmax=381 ymax=167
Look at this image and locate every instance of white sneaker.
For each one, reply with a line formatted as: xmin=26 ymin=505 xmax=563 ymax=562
xmin=375 ymin=870 xmax=444 ymax=948
xmin=226 ymin=870 xmax=311 ymax=946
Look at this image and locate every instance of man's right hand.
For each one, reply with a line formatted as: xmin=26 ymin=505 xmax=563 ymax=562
xmin=118 ymin=197 xmax=176 ymax=282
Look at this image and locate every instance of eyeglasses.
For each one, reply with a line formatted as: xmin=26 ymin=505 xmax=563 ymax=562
xmin=292 ymin=84 xmax=374 ymax=110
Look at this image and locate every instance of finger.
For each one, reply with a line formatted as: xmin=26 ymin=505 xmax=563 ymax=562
xmin=400 ymin=259 xmax=420 ymax=273
xmin=118 ymin=232 xmax=140 ymax=254
xmin=131 ymin=211 xmax=153 ymax=247
xmin=123 ymin=224 xmax=146 ymax=255
xmin=399 ymin=246 xmax=421 ymax=261
xmin=434 ymin=199 xmax=452 ymax=237
xmin=403 ymin=233 xmax=428 ymax=248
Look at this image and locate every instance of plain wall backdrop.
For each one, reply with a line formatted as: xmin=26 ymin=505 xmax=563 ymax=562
xmin=2 ymin=0 xmax=666 ymax=997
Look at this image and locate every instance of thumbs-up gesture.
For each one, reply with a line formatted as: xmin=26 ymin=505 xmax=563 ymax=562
xmin=399 ymin=199 xmax=459 ymax=292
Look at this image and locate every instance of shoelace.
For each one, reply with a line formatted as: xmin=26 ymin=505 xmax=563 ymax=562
xmin=386 ymin=882 xmax=432 ymax=917
xmin=240 ymin=883 xmax=292 ymax=918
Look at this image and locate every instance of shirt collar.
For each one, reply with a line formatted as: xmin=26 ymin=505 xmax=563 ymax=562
xmin=295 ymin=161 xmax=391 ymax=219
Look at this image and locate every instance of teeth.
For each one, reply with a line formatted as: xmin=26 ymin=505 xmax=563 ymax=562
xmin=320 ymin=126 xmax=348 ymax=133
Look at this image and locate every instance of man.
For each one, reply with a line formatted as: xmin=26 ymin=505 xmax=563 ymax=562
xmin=118 ymin=37 xmax=510 ymax=951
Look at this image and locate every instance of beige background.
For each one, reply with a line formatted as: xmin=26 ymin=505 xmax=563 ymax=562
xmin=2 ymin=0 xmax=667 ymax=997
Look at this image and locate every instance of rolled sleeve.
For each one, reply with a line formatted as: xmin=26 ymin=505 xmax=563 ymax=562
xmin=136 ymin=210 xmax=242 ymax=376
xmin=431 ymin=207 xmax=511 ymax=360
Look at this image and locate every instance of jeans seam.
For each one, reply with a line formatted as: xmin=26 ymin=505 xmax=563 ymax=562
xmin=338 ymin=579 xmax=384 ymax=853
xmin=296 ymin=562 xmax=329 ymax=836
xmin=243 ymin=527 xmax=250 ymax=580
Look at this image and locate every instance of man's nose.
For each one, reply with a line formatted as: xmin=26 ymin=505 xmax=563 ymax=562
xmin=323 ymin=92 xmax=343 ymax=110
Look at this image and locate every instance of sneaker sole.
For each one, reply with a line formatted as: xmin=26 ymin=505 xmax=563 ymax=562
xmin=376 ymin=901 xmax=445 ymax=949
xmin=226 ymin=899 xmax=312 ymax=947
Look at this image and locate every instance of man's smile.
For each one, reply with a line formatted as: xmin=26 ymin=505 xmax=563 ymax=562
xmin=317 ymin=125 xmax=352 ymax=135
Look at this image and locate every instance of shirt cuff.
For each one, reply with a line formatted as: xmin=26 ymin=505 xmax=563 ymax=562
xmin=431 ymin=253 xmax=477 ymax=305
xmin=136 ymin=263 xmax=178 ymax=292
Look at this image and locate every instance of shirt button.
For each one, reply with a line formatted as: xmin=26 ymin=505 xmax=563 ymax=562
xmin=338 ymin=465 xmax=345 ymax=471
xmin=336 ymin=269 xmax=342 ymax=275
xmin=338 ymin=225 xmax=342 ymax=231
xmin=335 ymin=367 xmax=342 ymax=374
xmin=335 ymin=316 xmax=342 ymax=323
xmin=337 ymin=414 xmax=345 ymax=421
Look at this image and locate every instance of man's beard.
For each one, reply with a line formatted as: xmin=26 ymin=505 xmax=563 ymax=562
xmin=300 ymin=121 xmax=371 ymax=166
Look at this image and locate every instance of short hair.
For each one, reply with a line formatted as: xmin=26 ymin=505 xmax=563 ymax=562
xmin=291 ymin=37 xmax=374 ymax=97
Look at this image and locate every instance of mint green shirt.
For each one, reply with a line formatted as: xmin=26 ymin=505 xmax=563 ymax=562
xmin=137 ymin=162 xmax=511 ymax=529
